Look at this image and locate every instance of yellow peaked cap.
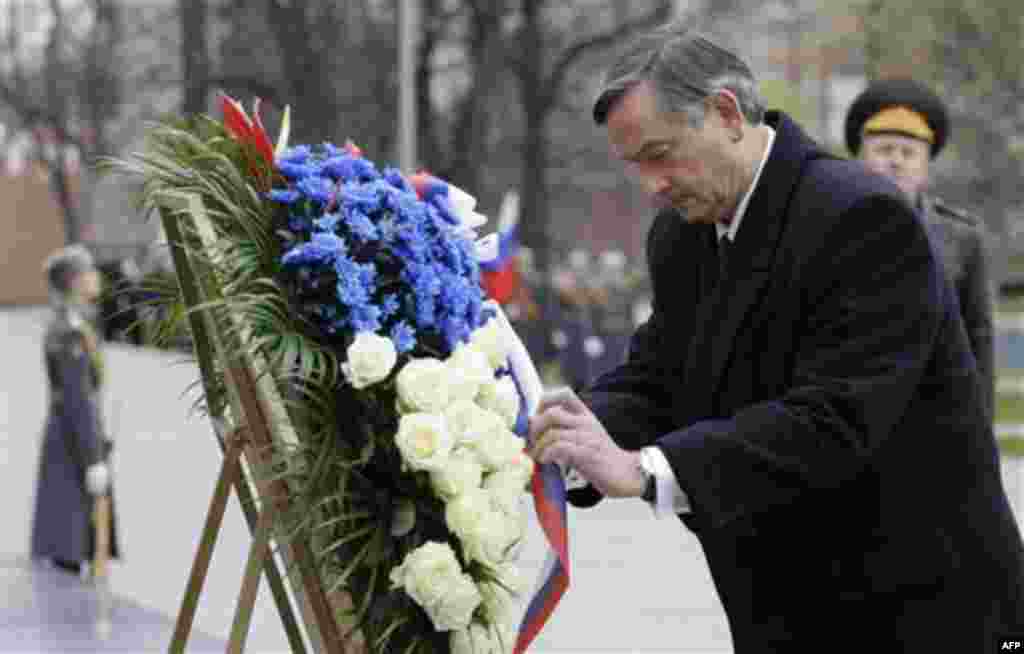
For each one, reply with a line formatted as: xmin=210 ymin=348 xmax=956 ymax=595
xmin=862 ymin=106 xmax=935 ymax=143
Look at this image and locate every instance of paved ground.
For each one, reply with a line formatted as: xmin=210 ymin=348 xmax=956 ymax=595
xmin=3 ymin=306 xmax=1023 ymax=653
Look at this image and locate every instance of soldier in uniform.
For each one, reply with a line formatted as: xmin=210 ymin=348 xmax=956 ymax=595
xmin=31 ymin=244 xmax=120 ymax=576
xmin=845 ymin=78 xmax=995 ymax=419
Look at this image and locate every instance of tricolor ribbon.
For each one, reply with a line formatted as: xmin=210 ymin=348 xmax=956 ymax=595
xmin=487 ymin=303 xmax=569 ymax=653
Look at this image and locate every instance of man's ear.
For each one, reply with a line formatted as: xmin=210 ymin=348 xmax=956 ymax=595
xmin=709 ymin=89 xmax=745 ymax=138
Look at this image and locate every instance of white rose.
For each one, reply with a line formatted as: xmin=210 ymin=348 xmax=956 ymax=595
xmin=461 ymin=510 xmax=523 ymax=568
xmin=427 ymin=571 xmax=482 ymax=631
xmin=478 ymin=579 xmax=515 ymax=624
xmin=395 ymin=412 xmax=453 ymax=472
xmin=470 ymin=426 xmax=525 ymax=473
xmin=470 ymin=318 xmax=509 ymax=371
xmin=396 ymin=358 xmax=454 ymax=413
xmin=483 ymin=468 xmax=528 ymax=516
xmin=504 ymin=450 xmax=536 ymax=490
xmin=430 ymin=447 xmax=485 ymax=500
xmin=477 ymin=376 xmax=521 ymax=428
xmin=341 ymin=331 xmax=397 ymax=389
xmin=447 ymin=343 xmax=493 ymax=402
xmin=445 ymin=489 xmax=492 ymax=541
xmin=389 ymin=541 xmax=463 ymax=610
xmin=451 ymin=622 xmax=512 ymax=654
xmin=444 ymin=400 xmax=507 ymax=448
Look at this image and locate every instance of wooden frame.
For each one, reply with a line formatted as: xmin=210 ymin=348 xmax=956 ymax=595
xmin=158 ymin=195 xmax=357 ymax=654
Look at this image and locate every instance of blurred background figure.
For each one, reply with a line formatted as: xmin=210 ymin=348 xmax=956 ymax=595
xmin=845 ymin=78 xmax=996 ymax=420
xmin=548 ymin=249 xmax=599 ymax=391
xmin=31 ymin=244 xmax=120 ymax=577
xmin=589 ymin=249 xmax=635 ymax=380
xmin=97 ymin=254 xmax=145 ymax=346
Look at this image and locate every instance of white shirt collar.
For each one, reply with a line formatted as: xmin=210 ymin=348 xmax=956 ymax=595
xmin=717 ymin=125 xmax=776 ymax=242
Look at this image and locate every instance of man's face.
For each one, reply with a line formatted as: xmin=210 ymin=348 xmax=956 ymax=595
xmin=70 ymin=269 xmax=102 ymax=305
xmin=860 ymin=133 xmax=931 ymax=201
xmin=605 ymin=81 xmax=746 ymax=225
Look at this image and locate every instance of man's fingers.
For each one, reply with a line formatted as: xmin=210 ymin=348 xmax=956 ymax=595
xmin=537 ymin=386 xmax=588 ymax=415
xmin=529 ymin=405 xmax=583 ymax=440
xmin=533 ymin=435 xmax=577 ymax=467
xmin=528 ymin=426 xmax=577 ymax=462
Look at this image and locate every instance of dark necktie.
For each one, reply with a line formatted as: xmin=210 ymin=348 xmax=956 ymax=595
xmin=717 ymin=235 xmax=732 ymax=285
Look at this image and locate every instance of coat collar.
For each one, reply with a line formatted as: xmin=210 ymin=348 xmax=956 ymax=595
xmin=684 ymin=112 xmax=828 ymax=416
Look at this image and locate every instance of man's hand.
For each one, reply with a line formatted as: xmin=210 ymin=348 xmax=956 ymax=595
xmin=528 ymin=388 xmax=645 ymax=498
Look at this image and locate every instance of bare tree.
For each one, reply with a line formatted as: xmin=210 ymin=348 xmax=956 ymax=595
xmin=45 ymin=0 xmax=81 ymax=243
xmin=511 ymin=0 xmax=674 ymax=278
xmin=180 ymin=0 xmax=209 ymax=116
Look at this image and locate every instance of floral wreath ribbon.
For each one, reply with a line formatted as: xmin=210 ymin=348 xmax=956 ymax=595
xmin=487 ymin=302 xmax=570 ymax=653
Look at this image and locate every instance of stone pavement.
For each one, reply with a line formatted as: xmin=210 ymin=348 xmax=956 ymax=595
xmin=0 ymin=558 xmax=226 ymax=652
xmin=3 ymin=306 xmax=1023 ymax=653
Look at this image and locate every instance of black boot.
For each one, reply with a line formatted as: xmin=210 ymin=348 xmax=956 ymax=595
xmin=52 ymin=558 xmax=82 ymax=575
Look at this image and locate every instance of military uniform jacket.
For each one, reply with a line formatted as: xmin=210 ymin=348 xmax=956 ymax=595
xmin=574 ymin=112 xmax=1024 ymax=651
xmin=920 ymin=193 xmax=995 ymax=418
xmin=31 ymin=306 xmax=119 ymax=564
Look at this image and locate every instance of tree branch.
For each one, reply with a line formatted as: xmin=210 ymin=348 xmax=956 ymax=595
xmin=541 ymin=1 xmax=673 ymax=108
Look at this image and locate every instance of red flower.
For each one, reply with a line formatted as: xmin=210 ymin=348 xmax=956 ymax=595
xmin=219 ymin=93 xmax=276 ymax=184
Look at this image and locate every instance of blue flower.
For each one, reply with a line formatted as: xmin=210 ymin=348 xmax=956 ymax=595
xmin=314 ymin=212 xmax=343 ymax=233
xmin=441 ymin=315 xmax=471 ymax=350
xmin=392 ymin=192 xmax=430 ymax=225
xmin=437 ymin=274 xmax=473 ymax=318
xmin=320 ymin=143 xmax=343 ymax=158
xmin=297 ymin=177 xmax=335 ymax=205
xmin=402 ymin=263 xmax=442 ymax=328
xmin=334 ymin=256 xmax=377 ymax=307
xmin=278 ymin=145 xmax=313 ymax=163
xmin=383 ymin=167 xmax=413 ymax=194
xmin=427 ymin=194 xmax=460 ymax=227
xmin=390 ymin=321 xmax=416 ymax=353
xmin=269 ymin=188 xmax=301 ymax=204
xmin=340 ymin=181 xmax=383 ymax=216
xmin=351 ymin=157 xmax=380 ymax=181
xmin=278 ymin=160 xmax=322 ymax=181
xmin=380 ymin=293 xmax=400 ymax=319
xmin=349 ymin=303 xmax=382 ymax=333
xmin=281 ymin=232 xmax=347 ymax=267
xmin=345 ymin=208 xmax=379 ymax=243
xmin=322 ymin=155 xmax=364 ymax=183
xmin=323 ymin=156 xmax=379 ymax=182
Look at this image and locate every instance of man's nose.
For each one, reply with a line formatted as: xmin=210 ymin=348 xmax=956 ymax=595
xmin=642 ymin=175 xmax=670 ymax=196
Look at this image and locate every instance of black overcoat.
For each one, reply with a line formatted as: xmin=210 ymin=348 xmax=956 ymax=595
xmin=575 ymin=112 xmax=1024 ymax=651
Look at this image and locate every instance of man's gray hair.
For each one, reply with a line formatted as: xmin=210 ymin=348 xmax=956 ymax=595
xmin=593 ymin=22 xmax=764 ymax=127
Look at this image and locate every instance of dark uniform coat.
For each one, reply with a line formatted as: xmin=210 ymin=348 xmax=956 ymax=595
xmin=572 ymin=112 xmax=1024 ymax=651
xmin=31 ymin=306 xmax=120 ymax=565
xmin=920 ymin=193 xmax=995 ymax=418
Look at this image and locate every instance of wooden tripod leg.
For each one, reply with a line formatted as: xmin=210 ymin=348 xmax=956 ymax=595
xmin=226 ymin=502 xmax=275 ymax=654
xmin=92 ymin=495 xmax=111 ymax=581
xmin=168 ymin=439 xmax=243 ymax=654
xmin=92 ymin=494 xmax=113 ymax=639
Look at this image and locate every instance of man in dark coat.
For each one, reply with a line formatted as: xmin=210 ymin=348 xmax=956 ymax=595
xmin=845 ymin=78 xmax=995 ymax=419
xmin=529 ymin=23 xmax=1024 ymax=652
xmin=31 ymin=245 xmax=120 ymax=576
